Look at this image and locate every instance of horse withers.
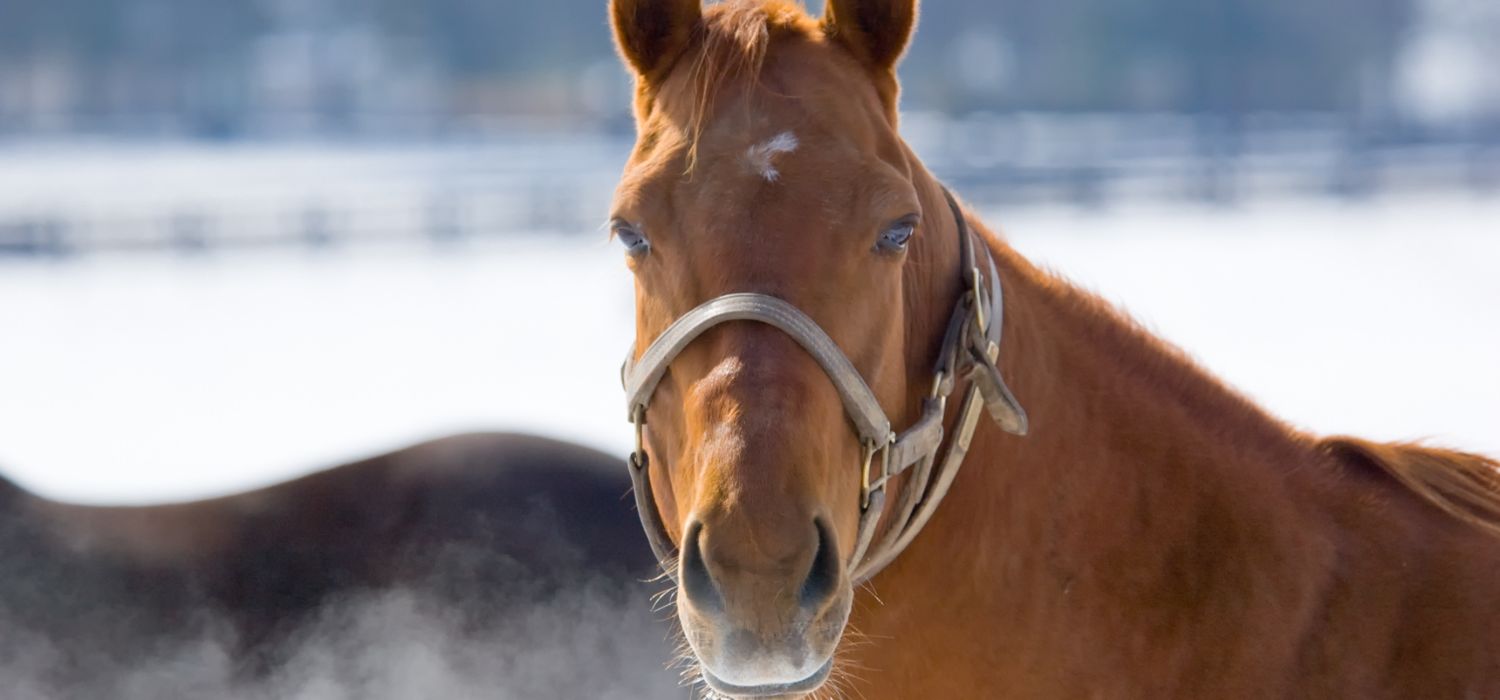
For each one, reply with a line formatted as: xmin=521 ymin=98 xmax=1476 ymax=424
xmin=606 ymin=0 xmax=1500 ymax=697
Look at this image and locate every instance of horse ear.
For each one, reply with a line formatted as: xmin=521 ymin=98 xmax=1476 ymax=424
xmin=610 ymin=0 xmax=703 ymax=83
xmin=821 ymin=0 xmax=918 ymax=71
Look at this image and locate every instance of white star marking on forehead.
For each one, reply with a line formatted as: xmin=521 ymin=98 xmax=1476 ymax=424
xmin=744 ymin=131 xmax=799 ymax=182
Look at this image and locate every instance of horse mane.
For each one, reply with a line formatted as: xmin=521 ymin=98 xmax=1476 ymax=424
xmin=678 ymin=0 xmax=818 ymax=168
xmin=1014 ymin=258 xmax=1500 ymax=544
xmin=1016 ymin=256 xmax=1309 ymax=453
xmin=1322 ymin=436 xmax=1500 ymax=538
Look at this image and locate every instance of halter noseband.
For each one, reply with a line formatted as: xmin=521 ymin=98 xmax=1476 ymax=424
xmin=621 ymin=187 xmax=1028 ymax=584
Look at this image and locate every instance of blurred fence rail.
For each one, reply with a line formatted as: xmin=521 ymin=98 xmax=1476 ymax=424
xmin=2 ymin=114 xmax=1496 ymax=257
xmin=0 ymin=132 xmax=631 ymax=256
xmin=912 ymin=112 xmax=1500 ymax=207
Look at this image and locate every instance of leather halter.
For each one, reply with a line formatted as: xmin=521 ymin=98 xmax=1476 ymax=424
xmin=621 ymin=188 xmax=1028 ymax=584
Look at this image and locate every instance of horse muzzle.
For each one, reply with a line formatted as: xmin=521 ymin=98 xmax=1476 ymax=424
xmin=676 ymin=516 xmax=851 ymax=698
xmin=700 ymin=659 xmax=834 ymax=698
xmin=679 ymin=604 xmax=846 ymax=699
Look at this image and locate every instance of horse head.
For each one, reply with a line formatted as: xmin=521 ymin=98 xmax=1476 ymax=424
xmin=608 ymin=1 xmax=979 ymax=694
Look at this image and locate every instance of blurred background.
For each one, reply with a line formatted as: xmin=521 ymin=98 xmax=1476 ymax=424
xmin=1 ymin=0 xmax=1496 ymax=503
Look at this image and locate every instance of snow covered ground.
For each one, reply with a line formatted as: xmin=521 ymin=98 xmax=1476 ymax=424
xmin=1 ymin=192 xmax=1496 ymax=504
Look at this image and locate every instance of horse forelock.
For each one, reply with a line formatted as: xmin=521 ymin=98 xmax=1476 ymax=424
xmin=672 ymin=0 xmax=819 ymax=168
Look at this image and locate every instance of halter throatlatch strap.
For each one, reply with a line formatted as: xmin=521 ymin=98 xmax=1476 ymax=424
xmin=622 ymin=186 xmax=1027 ymax=585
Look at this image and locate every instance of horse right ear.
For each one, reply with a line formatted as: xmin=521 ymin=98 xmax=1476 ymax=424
xmin=610 ymin=0 xmax=702 ymax=84
xmin=822 ymin=0 xmax=918 ymax=72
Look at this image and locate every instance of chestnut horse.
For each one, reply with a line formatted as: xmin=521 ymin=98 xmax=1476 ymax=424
xmin=607 ymin=0 xmax=1500 ymax=697
xmin=0 ymin=433 xmax=677 ymax=697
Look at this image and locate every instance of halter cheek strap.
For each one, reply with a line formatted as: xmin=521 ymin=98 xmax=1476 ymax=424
xmin=621 ymin=187 xmax=1027 ymax=584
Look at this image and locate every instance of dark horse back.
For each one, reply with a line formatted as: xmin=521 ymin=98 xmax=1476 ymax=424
xmin=0 ymin=433 xmax=680 ymax=699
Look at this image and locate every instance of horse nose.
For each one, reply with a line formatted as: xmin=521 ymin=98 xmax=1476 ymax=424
xmin=799 ymin=518 xmax=841 ymax=610
xmin=679 ymin=517 xmax=842 ymax=616
xmin=681 ymin=520 xmax=724 ymax=613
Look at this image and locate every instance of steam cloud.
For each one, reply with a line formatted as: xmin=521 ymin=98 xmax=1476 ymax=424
xmin=0 ymin=564 xmax=684 ymax=699
xmin=0 ymin=433 xmax=690 ymax=699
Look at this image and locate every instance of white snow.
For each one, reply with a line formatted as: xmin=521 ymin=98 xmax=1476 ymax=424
xmin=1 ymin=192 xmax=1496 ymax=504
xmin=0 ymin=238 xmax=638 ymax=503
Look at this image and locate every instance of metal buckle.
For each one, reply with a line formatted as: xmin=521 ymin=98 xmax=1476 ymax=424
xmin=928 ymin=370 xmax=952 ymax=419
xmin=929 ymin=370 xmax=949 ymax=400
xmin=859 ymin=435 xmax=895 ymax=510
xmin=970 ymin=266 xmax=986 ymax=335
xmin=629 ymin=405 xmax=648 ymax=471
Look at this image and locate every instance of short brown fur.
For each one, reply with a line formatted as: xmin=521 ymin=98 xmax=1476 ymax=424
xmin=608 ymin=1 xmax=1500 ymax=697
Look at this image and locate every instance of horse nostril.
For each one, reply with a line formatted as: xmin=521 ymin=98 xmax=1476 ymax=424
xmin=681 ymin=520 xmax=723 ymax=612
xmin=799 ymin=518 xmax=841 ymax=610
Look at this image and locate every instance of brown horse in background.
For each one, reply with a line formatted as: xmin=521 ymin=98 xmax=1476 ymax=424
xmin=0 ymin=433 xmax=679 ymax=698
xmin=606 ymin=0 xmax=1500 ymax=697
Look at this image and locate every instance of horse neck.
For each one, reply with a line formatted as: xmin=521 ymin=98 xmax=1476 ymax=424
xmin=984 ymin=231 xmax=1309 ymax=478
xmin=882 ymin=219 xmax=1335 ymax=659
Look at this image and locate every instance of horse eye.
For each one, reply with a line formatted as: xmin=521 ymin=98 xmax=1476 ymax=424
xmin=612 ymin=220 xmax=650 ymax=256
xmin=875 ymin=217 xmax=917 ymax=253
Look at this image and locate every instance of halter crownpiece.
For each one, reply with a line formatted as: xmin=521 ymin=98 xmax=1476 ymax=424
xmin=620 ymin=187 xmax=1027 ymax=584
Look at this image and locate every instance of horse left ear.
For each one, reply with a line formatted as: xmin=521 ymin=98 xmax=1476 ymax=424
xmin=821 ymin=0 xmax=918 ymax=71
xmin=610 ymin=0 xmax=703 ymax=84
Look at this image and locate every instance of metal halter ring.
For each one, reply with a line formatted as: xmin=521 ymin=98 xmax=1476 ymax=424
xmin=629 ymin=405 xmax=648 ymax=471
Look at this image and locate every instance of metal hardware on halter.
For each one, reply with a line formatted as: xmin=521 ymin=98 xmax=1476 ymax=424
xmin=970 ymin=267 xmax=987 ymax=335
xmin=629 ymin=405 xmax=647 ymax=470
xmin=619 ymin=185 xmax=1028 ymax=585
xmin=859 ymin=435 xmax=896 ymax=510
xmin=625 ymin=403 xmax=680 ymax=572
xmin=929 ymin=370 xmax=950 ymax=400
